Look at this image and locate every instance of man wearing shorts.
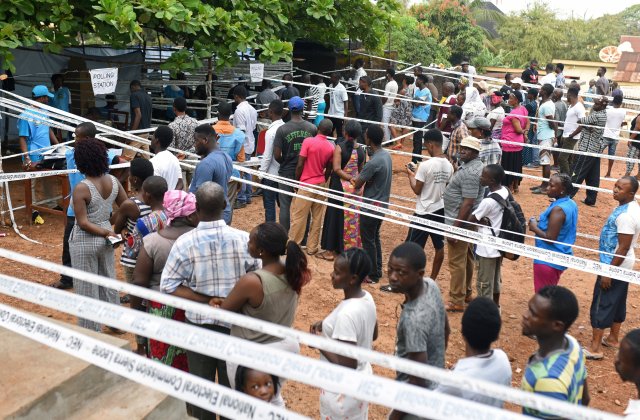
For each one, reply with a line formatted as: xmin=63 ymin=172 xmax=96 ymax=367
xmin=403 ymin=129 xmax=453 ymax=282
xmin=531 ymin=84 xmax=557 ymax=194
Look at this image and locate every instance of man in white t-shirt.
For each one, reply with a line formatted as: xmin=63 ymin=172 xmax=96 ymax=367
xmin=585 ymin=176 xmax=640 ymax=360
xmin=436 ymin=297 xmax=511 ymax=407
xmin=405 ymin=129 xmax=453 ymax=281
xmin=328 ymin=73 xmax=348 ymax=138
xmin=468 ymin=164 xmax=508 ymax=305
xmin=382 ymin=68 xmax=399 ymax=143
xmin=558 ymin=86 xmax=586 ymax=175
xmin=603 ymin=94 xmax=628 ymax=178
xmin=259 ymin=99 xmax=285 ymax=223
xmin=150 ymin=125 xmax=183 ymax=190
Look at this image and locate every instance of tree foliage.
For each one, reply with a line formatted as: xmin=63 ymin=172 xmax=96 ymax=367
xmin=0 ymin=0 xmax=399 ymax=71
xmin=390 ymin=15 xmax=450 ymax=67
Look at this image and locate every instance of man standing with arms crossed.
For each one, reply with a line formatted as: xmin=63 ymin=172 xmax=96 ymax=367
xmin=327 ymin=73 xmax=348 ymax=138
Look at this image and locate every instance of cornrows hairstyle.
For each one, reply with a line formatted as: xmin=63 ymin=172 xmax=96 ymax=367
xmin=74 ymin=138 xmax=109 ymax=177
xmin=337 ymin=248 xmax=372 ymax=284
xmin=253 ymin=222 xmax=310 ymax=294
xmin=537 ymin=285 xmax=579 ymax=330
xmin=234 ymin=366 xmax=279 ymax=395
xmin=551 ymin=173 xmax=573 ymax=195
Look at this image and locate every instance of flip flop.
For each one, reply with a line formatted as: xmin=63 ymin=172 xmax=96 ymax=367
xmin=316 ymin=252 xmax=335 ymax=261
xmin=583 ymin=348 xmax=604 ymax=360
xmin=380 ymin=285 xmax=395 ymax=293
xmin=601 ymin=338 xmax=619 ymax=349
xmin=445 ymin=302 xmax=464 ymax=313
xmin=532 ymin=188 xmax=548 ymax=195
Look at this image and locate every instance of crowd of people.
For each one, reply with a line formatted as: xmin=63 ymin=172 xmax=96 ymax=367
xmin=11 ymin=58 xmax=640 ymax=419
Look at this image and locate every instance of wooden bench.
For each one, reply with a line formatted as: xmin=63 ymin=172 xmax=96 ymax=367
xmin=24 ymin=173 xmax=70 ymax=223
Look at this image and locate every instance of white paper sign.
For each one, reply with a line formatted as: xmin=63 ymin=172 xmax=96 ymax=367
xmin=249 ymin=63 xmax=264 ymax=83
xmin=89 ymin=68 xmax=118 ymax=95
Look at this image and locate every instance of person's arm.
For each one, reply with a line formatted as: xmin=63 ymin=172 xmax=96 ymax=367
xmin=582 ymin=378 xmax=590 ymax=406
xmin=324 ymin=154 xmax=333 ymax=183
xmin=528 ymin=206 xmax=565 ymax=242
xmin=454 ymin=198 xmax=475 ymax=228
xmin=131 ymin=107 xmax=142 ymax=130
xmin=332 ymin=145 xmax=351 ymax=182
xmin=444 ymin=314 xmax=450 ymax=349
xmin=111 ymin=199 xmax=138 ymax=234
xmin=49 ymin=128 xmax=59 ymax=145
xmin=295 ymin=155 xmax=306 ymax=181
xmin=406 ymin=166 xmax=424 ymax=195
xmin=318 ymin=340 xmax=359 ymax=369
xmin=260 ymin=132 xmax=275 ymax=173
xmin=600 ymin=232 xmax=634 ymax=290
xmin=512 ymin=116 xmax=525 ymax=134
xmin=213 ymin=272 xmax=263 ymax=312
xmin=389 ymin=350 xmax=429 ymax=420
xmin=375 ymin=97 xmax=383 ymax=122
xmin=130 ymin=245 xmax=154 ymax=311
xmin=175 ymin=178 xmax=184 ymax=191
xmin=169 ymin=286 xmax=212 ymax=303
xmin=545 ymin=112 xmax=558 ymax=133
xmin=73 ymin=183 xmax=116 ymax=238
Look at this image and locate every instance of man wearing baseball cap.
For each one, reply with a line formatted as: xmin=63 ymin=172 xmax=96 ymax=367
xmin=17 ymin=85 xmax=61 ymax=218
xmin=273 ymin=96 xmax=317 ymax=231
xmin=467 ymin=116 xmax=501 ymax=166
xmin=443 ymin=136 xmax=485 ymax=312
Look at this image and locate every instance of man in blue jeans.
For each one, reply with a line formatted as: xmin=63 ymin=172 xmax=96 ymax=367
xmin=353 ymin=125 xmax=392 ymax=284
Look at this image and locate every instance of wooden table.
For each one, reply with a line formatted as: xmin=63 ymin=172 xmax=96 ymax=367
xmin=24 ymin=173 xmax=70 ymax=223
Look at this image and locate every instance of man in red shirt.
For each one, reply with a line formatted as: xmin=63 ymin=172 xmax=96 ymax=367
xmin=289 ymin=119 xmax=335 ymax=254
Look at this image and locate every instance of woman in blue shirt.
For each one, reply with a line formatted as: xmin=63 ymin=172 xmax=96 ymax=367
xmin=528 ymin=173 xmax=578 ymax=292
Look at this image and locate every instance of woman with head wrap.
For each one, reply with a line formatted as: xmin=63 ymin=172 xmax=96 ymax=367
xmin=131 ymin=190 xmax=199 ymax=364
xmin=500 ymin=91 xmax=530 ymax=193
xmin=462 ymin=85 xmax=487 ymax=122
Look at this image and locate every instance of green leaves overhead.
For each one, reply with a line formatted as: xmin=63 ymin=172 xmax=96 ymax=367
xmin=0 ymin=0 xmax=399 ymax=72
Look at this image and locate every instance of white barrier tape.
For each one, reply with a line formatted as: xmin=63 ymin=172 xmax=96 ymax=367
xmin=0 ymin=303 xmax=306 ymax=420
xmin=0 ymin=248 xmax=615 ymax=420
xmin=2 ymin=180 xmax=41 ymax=244
xmin=237 ymin=167 xmax=640 ymax=285
xmin=0 ymin=163 xmax=130 ymax=182
xmin=0 ymin=140 xmax=75 ymax=161
xmin=0 ymin=274 xmax=528 ymax=420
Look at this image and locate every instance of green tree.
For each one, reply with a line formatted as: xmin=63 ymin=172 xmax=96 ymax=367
xmin=0 ymin=0 xmax=399 ymax=71
xmin=390 ymin=15 xmax=450 ymax=67
xmin=410 ymin=0 xmax=486 ymax=65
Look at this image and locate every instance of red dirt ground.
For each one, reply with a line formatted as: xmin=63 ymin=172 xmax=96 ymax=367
xmin=0 ymin=140 xmax=638 ymax=418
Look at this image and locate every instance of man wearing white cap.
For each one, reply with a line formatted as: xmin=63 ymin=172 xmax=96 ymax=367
xmin=18 ymin=85 xmax=60 ymax=218
xmin=443 ymin=136 xmax=485 ymax=312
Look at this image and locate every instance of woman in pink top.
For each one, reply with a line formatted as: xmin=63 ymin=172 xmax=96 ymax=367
xmin=500 ymin=91 xmax=529 ymax=193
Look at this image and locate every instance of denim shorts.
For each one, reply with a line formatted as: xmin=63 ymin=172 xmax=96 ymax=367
xmin=602 ymin=137 xmax=618 ymax=156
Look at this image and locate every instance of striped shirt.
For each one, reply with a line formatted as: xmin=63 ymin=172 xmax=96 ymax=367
xmin=577 ymin=109 xmax=607 ymax=154
xmin=447 ymin=120 xmax=470 ymax=163
xmin=160 ymin=220 xmax=261 ymax=327
xmin=521 ymin=335 xmax=587 ymax=419
xmin=120 ymin=198 xmax=151 ymax=267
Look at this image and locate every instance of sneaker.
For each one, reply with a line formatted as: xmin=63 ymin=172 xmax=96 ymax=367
xmin=234 ymin=201 xmax=247 ymax=209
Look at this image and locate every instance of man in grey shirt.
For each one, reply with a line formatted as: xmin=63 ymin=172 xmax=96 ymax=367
xmin=387 ymin=242 xmax=449 ymax=420
xmin=595 ymin=66 xmax=610 ymax=96
xmin=353 ymin=125 xmax=392 ymax=284
xmin=124 ymin=79 xmax=152 ymax=160
xmin=443 ymin=136 xmax=484 ymax=312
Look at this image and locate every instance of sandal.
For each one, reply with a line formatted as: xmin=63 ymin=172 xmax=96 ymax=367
xmin=601 ymin=338 xmax=619 ymax=349
xmin=380 ymin=285 xmax=395 ymax=293
xmin=445 ymin=302 xmax=464 ymax=312
xmin=51 ymin=281 xmax=73 ymax=290
xmin=583 ymin=348 xmax=604 ymax=360
xmin=392 ymin=144 xmax=403 ymax=150
xmin=316 ymin=252 xmax=335 ymax=261
xmin=306 ymin=249 xmax=318 ymax=256
xmin=531 ymin=187 xmax=548 ymax=195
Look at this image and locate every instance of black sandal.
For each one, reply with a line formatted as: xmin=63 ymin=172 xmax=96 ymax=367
xmin=380 ymin=285 xmax=394 ymax=292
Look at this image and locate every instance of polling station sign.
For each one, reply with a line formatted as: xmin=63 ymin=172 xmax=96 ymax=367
xmin=89 ymin=68 xmax=118 ymax=95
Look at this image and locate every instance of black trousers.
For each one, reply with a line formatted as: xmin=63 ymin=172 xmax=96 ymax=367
xmin=60 ymin=216 xmax=75 ymax=286
xmin=360 ymin=215 xmax=383 ymax=281
xmin=590 ymin=276 xmax=629 ymax=329
xmin=412 ymin=121 xmax=426 ymax=163
xmin=330 ymin=117 xmax=344 ymax=138
xmin=185 ymin=322 xmax=231 ymax=420
xmin=570 ymin=155 xmax=599 ymax=204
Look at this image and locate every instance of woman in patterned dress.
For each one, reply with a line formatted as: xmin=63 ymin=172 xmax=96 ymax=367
xmin=318 ymin=120 xmax=366 ymax=261
xmin=70 ymin=138 xmax=127 ymax=332
xmin=132 ymin=190 xmax=198 ymax=369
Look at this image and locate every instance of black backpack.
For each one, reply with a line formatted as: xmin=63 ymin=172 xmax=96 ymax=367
xmin=487 ymin=192 xmax=526 ymax=261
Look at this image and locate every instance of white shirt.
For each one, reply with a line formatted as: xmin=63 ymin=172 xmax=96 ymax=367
xmin=604 ymin=107 xmax=627 ymax=139
xmin=539 ymin=73 xmax=556 ymax=86
xmin=625 ymin=400 xmax=640 ymax=418
xmin=415 ymin=157 xmax=454 ymax=215
xmin=317 ymin=82 xmax=327 ymax=103
xmin=233 ymin=100 xmax=258 ymax=154
xmin=487 ymin=106 xmax=505 ymax=131
xmin=383 ymin=79 xmax=399 ymax=109
xmin=150 ymin=150 xmax=182 ymax=190
xmin=328 ymin=82 xmax=348 ymax=116
xmin=563 ymin=102 xmax=586 ymax=139
xmin=615 ymin=200 xmax=640 ymax=270
xmin=436 ymin=349 xmax=512 ymax=408
xmin=472 ymin=186 xmax=510 ymax=258
xmin=260 ymin=119 xmax=285 ymax=176
xmin=321 ymin=291 xmax=377 ymax=372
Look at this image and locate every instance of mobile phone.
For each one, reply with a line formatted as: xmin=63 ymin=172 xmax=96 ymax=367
xmin=106 ymin=234 xmax=123 ymax=247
